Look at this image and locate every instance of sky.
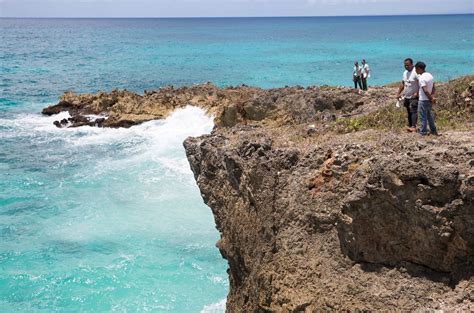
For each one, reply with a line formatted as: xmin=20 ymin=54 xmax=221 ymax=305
xmin=0 ymin=0 xmax=473 ymax=18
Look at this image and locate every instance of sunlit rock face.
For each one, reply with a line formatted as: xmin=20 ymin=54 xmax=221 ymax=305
xmin=46 ymin=76 xmax=474 ymax=311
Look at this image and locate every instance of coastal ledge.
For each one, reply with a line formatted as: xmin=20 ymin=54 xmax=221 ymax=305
xmin=43 ymin=76 xmax=474 ymax=311
xmin=41 ymin=82 xmax=400 ymax=129
xmin=184 ymin=128 xmax=473 ymax=311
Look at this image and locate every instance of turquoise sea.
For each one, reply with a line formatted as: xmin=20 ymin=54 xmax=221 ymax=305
xmin=0 ymin=15 xmax=473 ymax=312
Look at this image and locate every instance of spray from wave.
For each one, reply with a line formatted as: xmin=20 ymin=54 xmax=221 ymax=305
xmin=201 ymin=298 xmax=227 ymax=313
xmin=0 ymin=106 xmax=228 ymax=312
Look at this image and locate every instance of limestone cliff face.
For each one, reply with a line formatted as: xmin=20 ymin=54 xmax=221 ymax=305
xmin=181 ymin=77 xmax=473 ymax=311
xmin=43 ymin=76 xmax=474 ymax=311
xmin=184 ymin=128 xmax=473 ymax=311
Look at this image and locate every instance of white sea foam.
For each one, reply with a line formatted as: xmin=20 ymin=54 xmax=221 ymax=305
xmin=209 ymin=275 xmax=225 ymax=284
xmin=0 ymin=111 xmax=71 ymax=136
xmin=23 ymin=105 xmax=216 ymax=242
xmin=84 ymin=114 xmax=108 ymax=121
xmin=201 ymin=298 xmax=227 ymax=313
xmin=64 ymin=106 xmax=214 ymax=182
xmin=2 ymin=106 xmax=213 ymax=177
xmin=65 ymin=105 xmax=213 ymax=149
xmin=2 ymin=105 xmax=211 ymax=143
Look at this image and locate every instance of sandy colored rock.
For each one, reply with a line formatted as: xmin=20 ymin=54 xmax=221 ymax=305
xmin=42 ymin=83 xmax=399 ymax=128
xmin=43 ymin=75 xmax=474 ymax=311
xmin=184 ymin=129 xmax=473 ymax=312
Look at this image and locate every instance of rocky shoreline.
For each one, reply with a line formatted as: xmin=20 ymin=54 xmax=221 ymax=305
xmin=42 ymin=76 xmax=474 ymax=311
xmin=41 ymin=83 xmax=402 ymax=129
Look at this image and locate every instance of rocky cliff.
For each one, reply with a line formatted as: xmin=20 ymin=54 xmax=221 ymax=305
xmin=43 ymin=76 xmax=474 ymax=311
xmin=185 ymin=128 xmax=473 ymax=311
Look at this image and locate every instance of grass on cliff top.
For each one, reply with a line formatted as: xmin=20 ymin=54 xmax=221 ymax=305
xmin=332 ymin=106 xmax=472 ymax=133
xmin=334 ymin=75 xmax=473 ymax=133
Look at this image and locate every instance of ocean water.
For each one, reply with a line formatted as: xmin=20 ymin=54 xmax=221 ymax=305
xmin=0 ymin=107 xmax=228 ymax=312
xmin=0 ymin=15 xmax=473 ymax=312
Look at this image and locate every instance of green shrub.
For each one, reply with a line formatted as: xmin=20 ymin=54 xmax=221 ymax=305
xmin=333 ymin=105 xmax=406 ymax=133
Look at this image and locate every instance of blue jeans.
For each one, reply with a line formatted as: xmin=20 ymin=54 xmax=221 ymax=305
xmin=418 ymin=100 xmax=438 ymax=135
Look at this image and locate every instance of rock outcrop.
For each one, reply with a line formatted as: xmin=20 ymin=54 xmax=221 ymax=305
xmin=42 ymin=84 xmax=397 ymax=128
xmin=43 ymin=76 xmax=474 ymax=311
xmin=185 ymin=128 xmax=473 ymax=311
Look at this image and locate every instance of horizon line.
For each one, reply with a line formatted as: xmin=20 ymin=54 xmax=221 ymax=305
xmin=1 ymin=13 xmax=472 ymax=19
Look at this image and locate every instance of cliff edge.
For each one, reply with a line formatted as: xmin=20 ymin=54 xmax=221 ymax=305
xmin=183 ymin=77 xmax=473 ymax=311
xmin=185 ymin=128 xmax=473 ymax=311
xmin=43 ymin=76 xmax=474 ymax=311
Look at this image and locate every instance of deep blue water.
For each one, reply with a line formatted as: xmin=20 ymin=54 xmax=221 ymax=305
xmin=0 ymin=15 xmax=473 ymax=312
xmin=1 ymin=15 xmax=473 ymax=109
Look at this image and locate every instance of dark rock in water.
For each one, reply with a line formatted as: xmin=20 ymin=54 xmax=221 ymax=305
xmin=42 ymin=100 xmax=73 ymax=115
xmin=69 ymin=116 xmax=88 ymax=127
xmin=52 ymin=115 xmax=98 ymax=128
xmin=94 ymin=118 xmax=105 ymax=127
xmin=51 ymin=113 xmax=108 ymax=128
xmin=53 ymin=118 xmax=70 ymax=128
xmin=109 ymin=119 xmax=138 ymax=128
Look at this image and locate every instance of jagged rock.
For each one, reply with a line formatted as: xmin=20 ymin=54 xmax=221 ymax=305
xmin=44 ymin=75 xmax=474 ymax=311
xmin=41 ymin=81 xmax=397 ymax=128
xmin=184 ymin=129 xmax=474 ymax=312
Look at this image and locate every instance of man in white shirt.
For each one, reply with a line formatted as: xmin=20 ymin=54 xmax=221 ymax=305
xmin=415 ymin=61 xmax=439 ymax=136
xmin=396 ymin=58 xmax=419 ymax=131
xmin=352 ymin=61 xmax=362 ymax=89
xmin=361 ymin=59 xmax=370 ymax=91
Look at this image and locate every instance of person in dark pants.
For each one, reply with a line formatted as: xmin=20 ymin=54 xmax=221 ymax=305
xmin=361 ymin=59 xmax=370 ymax=90
xmin=396 ymin=58 xmax=419 ymax=131
xmin=352 ymin=61 xmax=362 ymax=89
xmin=415 ymin=61 xmax=439 ymax=136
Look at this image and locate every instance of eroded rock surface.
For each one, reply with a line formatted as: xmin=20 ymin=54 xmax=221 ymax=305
xmin=42 ymin=84 xmax=395 ymax=128
xmin=185 ymin=129 xmax=473 ymax=311
xmin=44 ymin=76 xmax=474 ymax=311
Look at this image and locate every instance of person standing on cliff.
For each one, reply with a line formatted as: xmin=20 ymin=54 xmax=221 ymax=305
xmin=396 ymin=58 xmax=419 ymax=132
xmin=352 ymin=61 xmax=363 ymax=89
xmin=415 ymin=61 xmax=439 ymax=136
xmin=361 ymin=59 xmax=370 ymax=90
